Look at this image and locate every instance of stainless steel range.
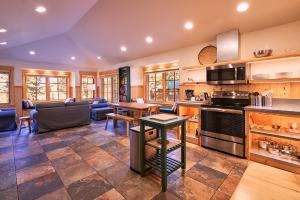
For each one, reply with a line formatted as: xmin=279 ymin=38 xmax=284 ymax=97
xmin=201 ymin=91 xmax=250 ymax=157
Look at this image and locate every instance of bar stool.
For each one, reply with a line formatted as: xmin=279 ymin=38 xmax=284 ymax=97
xmin=18 ymin=116 xmax=32 ymax=134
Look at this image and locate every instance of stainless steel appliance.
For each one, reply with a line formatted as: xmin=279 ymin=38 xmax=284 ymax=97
xmin=201 ymin=91 xmax=250 ymax=157
xmin=130 ymin=126 xmax=157 ymax=173
xmin=206 ymin=63 xmax=248 ymax=85
xmin=185 ymin=90 xmax=194 ymax=100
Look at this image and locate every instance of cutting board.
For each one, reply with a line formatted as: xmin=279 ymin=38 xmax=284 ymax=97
xmin=150 ymin=114 xmax=177 ymax=122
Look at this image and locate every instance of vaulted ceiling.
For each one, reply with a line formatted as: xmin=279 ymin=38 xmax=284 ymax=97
xmin=0 ymin=0 xmax=300 ymax=68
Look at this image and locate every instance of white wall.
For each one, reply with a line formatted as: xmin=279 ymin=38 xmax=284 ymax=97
xmin=0 ymin=58 xmax=97 ymax=86
xmin=109 ymin=20 xmax=300 ymax=85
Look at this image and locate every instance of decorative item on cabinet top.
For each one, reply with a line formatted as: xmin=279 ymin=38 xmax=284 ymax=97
xmin=253 ymin=49 xmax=273 ymax=58
xmin=198 ymin=45 xmax=217 ymax=65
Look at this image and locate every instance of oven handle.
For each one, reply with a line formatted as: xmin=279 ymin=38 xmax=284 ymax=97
xmin=201 ymin=107 xmax=243 ymax=114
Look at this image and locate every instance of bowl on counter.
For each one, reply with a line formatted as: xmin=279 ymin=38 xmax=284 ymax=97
xmin=267 ymin=142 xmax=280 ymax=155
xmin=253 ymin=49 xmax=273 ymax=58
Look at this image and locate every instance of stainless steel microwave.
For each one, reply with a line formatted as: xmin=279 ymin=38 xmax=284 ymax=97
xmin=206 ymin=63 xmax=248 ymax=85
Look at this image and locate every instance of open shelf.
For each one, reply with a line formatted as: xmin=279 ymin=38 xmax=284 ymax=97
xmin=250 ymin=128 xmax=300 ymax=141
xmin=182 ymin=52 xmax=300 ymax=71
xmin=250 ymin=144 xmax=300 ymax=169
xmin=145 ymin=154 xmax=183 ymax=176
xmin=146 ymin=138 xmax=182 ymax=154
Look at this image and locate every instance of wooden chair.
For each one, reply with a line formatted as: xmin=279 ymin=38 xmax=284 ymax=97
xmin=105 ymin=113 xmax=134 ymax=136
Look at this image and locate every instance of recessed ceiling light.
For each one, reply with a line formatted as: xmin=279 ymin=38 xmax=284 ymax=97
xmin=70 ymin=56 xmax=76 ymax=60
xmin=97 ymin=56 xmax=102 ymax=60
xmin=236 ymin=2 xmax=249 ymax=12
xmin=120 ymin=46 xmax=127 ymax=52
xmin=0 ymin=28 xmax=7 ymax=33
xmin=184 ymin=21 xmax=193 ymax=30
xmin=29 ymin=51 xmax=36 ymax=55
xmin=145 ymin=36 xmax=153 ymax=43
xmin=0 ymin=42 xmax=7 ymax=45
xmin=35 ymin=6 xmax=47 ymax=13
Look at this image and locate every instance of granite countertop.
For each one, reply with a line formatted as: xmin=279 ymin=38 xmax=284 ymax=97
xmin=245 ymin=99 xmax=300 ymax=115
xmin=176 ymin=101 xmax=207 ymax=107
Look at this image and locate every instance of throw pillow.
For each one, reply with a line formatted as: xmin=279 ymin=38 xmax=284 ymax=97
xmin=27 ymin=99 xmax=34 ymax=107
xmin=93 ymin=101 xmax=99 ymax=104
xmin=65 ymin=98 xmax=75 ymax=103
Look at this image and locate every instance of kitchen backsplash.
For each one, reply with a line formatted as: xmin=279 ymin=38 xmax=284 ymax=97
xmin=180 ymin=82 xmax=300 ymax=100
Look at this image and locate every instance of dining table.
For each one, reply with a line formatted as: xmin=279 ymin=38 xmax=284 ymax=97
xmin=109 ymin=102 xmax=161 ymax=126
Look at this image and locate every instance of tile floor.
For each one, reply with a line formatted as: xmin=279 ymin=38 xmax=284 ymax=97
xmin=0 ymin=121 xmax=248 ymax=200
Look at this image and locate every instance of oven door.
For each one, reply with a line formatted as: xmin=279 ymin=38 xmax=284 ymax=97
xmin=201 ymin=107 xmax=244 ymax=144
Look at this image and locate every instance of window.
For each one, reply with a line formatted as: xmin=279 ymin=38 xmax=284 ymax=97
xmin=25 ymin=76 xmax=47 ymax=101
xmin=81 ymin=77 xmax=95 ymax=99
xmin=101 ymin=75 xmax=118 ymax=102
xmin=146 ymin=70 xmax=179 ymax=102
xmin=165 ymin=71 xmax=180 ymax=102
xmin=23 ymin=70 xmax=70 ymax=102
xmin=148 ymin=72 xmax=163 ymax=101
xmin=49 ymin=77 xmax=68 ymax=100
xmin=0 ymin=72 xmax=10 ymax=104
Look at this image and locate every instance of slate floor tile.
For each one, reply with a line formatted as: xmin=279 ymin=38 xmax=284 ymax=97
xmin=52 ymin=153 xmax=82 ymax=171
xmin=46 ymin=146 xmax=75 ymax=160
xmin=56 ymin=161 xmax=96 ymax=187
xmin=0 ymin=186 xmax=18 ymax=200
xmin=0 ymin=170 xmax=16 ymax=190
xmin=67 ymin=173 xmax=113 ymax=200
xmin=200 ymin=154 xmax=234 ymax=174
xmin=42 ymin=141 xmax=67 ymax=152
xmin=16 ymin=161 xmax=55 ymax=185
xmin=95 ymin=188 xmax=125 ymax=200
xmin=98 ymin=161 xmax=137 ymax=187
xmin=18 ymin=172 xmax=64 ymax=200
xmin=99 ymin=141 xmax=126 ymax=154
xmin=170 ymin=176 xmax=215 ymax=200
xmin=152 ymin=190 xmax=182 ymax=200
xmin=186 ymin=163 xmax=227 ymax=190
xmin=0 ymin=159 xmax=15 ymax=174
xmin=15 ymin=153 xmax=48 ymax=170
xmin=85 ymin=151 xmax=119 ymax=172
xmin=116 ymin=176 xmax=161 ymax=200
xmin=36 ymin=187 xmax=71 ymax=200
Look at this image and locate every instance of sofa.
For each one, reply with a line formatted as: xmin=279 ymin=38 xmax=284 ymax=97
xmin=90 ymin=98 xmax=113 ymax=121
xmin=0 ymin=108 xmax=17 ymax=132
xmin=30 ymin=102 xmax=90 ymax=133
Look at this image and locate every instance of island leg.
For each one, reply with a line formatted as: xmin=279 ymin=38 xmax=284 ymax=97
xmin=161 ymin=128 xmax=167 ymax=192
xmin=140 ymin=121 xmax=145 ymax=177
xmin=181 ymin=121 xmax=186 ymax=176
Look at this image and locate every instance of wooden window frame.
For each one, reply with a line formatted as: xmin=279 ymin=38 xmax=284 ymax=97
xmin=144 ymin=69 xmax=180 ymax=104
xmin=100 ymin=75 xmax=118 ymax=103
xmin=22 ymin=69 xmax=71 ymax=103
xmin=79 ymin=71 xmax=98 ymax=101
xmin=0 ymin=66 xmax=14 ymax=107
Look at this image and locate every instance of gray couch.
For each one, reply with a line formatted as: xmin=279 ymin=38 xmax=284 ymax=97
xmin=31 ymin=102 xmax=90 ymax=133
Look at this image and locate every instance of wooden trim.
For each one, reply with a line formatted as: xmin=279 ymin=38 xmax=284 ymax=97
xmin=79 ymin=72 xmax=98 ymax=101
xmin=79 ymin=71 xmax=97 ymax=76
xmin=143 ymin=61 xmax=179 ymax=73
xmin=0 ymin=66 xmax=14 ymax=107
xmin=183 ymin=52 xmax=300 ymax=71
xmin=99 ymin=69 xmax=118 ymax=77
xmin=22 ymin=69 xmax=71 ymax=102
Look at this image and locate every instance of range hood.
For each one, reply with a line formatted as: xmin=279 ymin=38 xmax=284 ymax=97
xmin=216 ymin=29 xmax=240 ymax=62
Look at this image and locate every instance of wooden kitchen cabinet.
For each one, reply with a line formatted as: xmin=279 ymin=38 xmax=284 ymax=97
xmin=245 ymin=111 xmax=300 ymax=174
